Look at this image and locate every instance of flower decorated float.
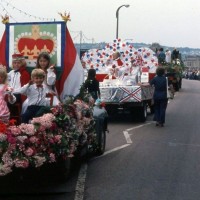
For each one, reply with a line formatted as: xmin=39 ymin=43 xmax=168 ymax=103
xmin=0 ymin=16 xmax=105 ymax=180
xmin=0 ymin=96 xmax=98 ymax=177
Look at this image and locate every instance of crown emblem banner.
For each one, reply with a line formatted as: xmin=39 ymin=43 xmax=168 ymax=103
xmin=6 ymin=21 xmax=66 ymax=68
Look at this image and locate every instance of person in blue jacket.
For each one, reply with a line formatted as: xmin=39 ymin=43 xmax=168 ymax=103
xmin=150 ymin=67 xmax=168 ymax=127
xmin=158 ymin=48 xmax=166 ymax=65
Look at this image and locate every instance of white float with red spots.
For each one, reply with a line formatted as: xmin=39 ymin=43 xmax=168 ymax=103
xmin=81 ymin=39 xmax=156 ymax=122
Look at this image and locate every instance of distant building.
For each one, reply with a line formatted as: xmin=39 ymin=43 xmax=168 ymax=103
xmin=183 ymin=55 xmax=200 ymax=69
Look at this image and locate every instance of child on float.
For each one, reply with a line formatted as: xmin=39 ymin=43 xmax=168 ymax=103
xmin=7 ymin=53 xmax=30 ymax=103
xmin=0 ymin=66 xmax=16 ymax=123
xmin=35 ymin=52 xmax=56 ymax=89
xmin=35 ymin=52 xmax=59 ymax=105
xmin=13 ymin=69 xmax=57 ymax=123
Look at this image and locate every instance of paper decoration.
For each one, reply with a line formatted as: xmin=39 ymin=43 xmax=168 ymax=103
xmin=81 ymin=39 xmax=158 ymax=74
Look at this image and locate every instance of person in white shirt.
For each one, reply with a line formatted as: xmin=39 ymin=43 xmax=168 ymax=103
xmin=21 ymin=51 xmax=57 ymax=114
xmin=14 ymin=69 xmax=57 ymax=123
xmin=7 ymin=54 xmax=30 ymax=122
xmin=165 ymin=49 xmax=171 ymax=63
xmin=7 ymin=53 xmax=30 ymax=103
xmin=129 ymin=59 xmax=141 ymax=83
xmin=35 ymin=52 xmax=59 ymax=106
xmin=81 ymin=61 xmax=88 ymax=81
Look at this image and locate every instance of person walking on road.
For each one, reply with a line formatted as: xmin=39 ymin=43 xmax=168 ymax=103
xmin=150 ymin=67 xmax=168 ymax=127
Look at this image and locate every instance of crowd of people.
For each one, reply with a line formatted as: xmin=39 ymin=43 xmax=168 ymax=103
xmin=183 ymin=70 xmax=200 ymax=80
xmin=0 ymin=52 xmax=59 ymax=124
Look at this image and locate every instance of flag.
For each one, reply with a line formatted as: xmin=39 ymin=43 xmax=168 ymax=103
xmin=0 ymin=31 xmax=7 ymax=66
xmin=59 ymin=28 xmax=84 ymax=101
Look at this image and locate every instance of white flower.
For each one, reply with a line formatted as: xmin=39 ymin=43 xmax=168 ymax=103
xmin=2 ymin=152 xmax=14 ymax=166
xmin=16 ymin=136 xmax=28 ymax=143
xmin=0 ymin=134 xmax=7 ymax=142
xmin=0 ymin=163 xmax=12 ymax=176
xmin=33 ymin=155 xmax=46 ymax=167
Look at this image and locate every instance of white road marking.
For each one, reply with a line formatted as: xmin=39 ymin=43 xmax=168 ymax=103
xmin=91 ymin=144 xmax=131 ymax=160
xmin=123 ymin=131 xmax=132 ymax=144
xmin=126 ymin=122 xmax=153 ymax=131
xmin=74 ymin=163 xmax=87 ymax=200
xmin=100 ymin=144 xmax=130 ymax=156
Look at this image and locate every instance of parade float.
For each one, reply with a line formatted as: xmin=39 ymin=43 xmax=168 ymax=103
xmin=81 ymin=39 xmax=158 ymax=121
xmin=0 ymin=15 xmax=106 ymax=182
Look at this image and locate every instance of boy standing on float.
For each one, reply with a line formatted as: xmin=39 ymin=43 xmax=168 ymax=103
xmin=7 ymin=53 xmax=30 ymax=103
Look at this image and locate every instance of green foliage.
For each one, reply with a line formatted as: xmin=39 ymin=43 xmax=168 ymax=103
xmin=161 ymin=59 xmax=185 ymax=76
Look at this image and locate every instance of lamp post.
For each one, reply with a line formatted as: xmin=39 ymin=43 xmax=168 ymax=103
xmin=116 ymin=4 xmax=130 ymax=39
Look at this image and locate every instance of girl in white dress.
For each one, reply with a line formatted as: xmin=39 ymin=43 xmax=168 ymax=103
xmin=36 ymin=52 xmax=59 ymax=105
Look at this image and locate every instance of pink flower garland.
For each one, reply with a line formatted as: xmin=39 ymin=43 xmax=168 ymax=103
xmin=0 ymin=99 xmax=96 ymax=176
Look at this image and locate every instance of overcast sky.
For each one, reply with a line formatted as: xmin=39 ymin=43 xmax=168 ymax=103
xmin=0 ymin=0 xmax=200 ymax=48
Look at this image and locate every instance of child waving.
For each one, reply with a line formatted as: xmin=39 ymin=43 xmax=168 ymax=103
xmin=0 ymin=66 xmax=16 ymax=123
